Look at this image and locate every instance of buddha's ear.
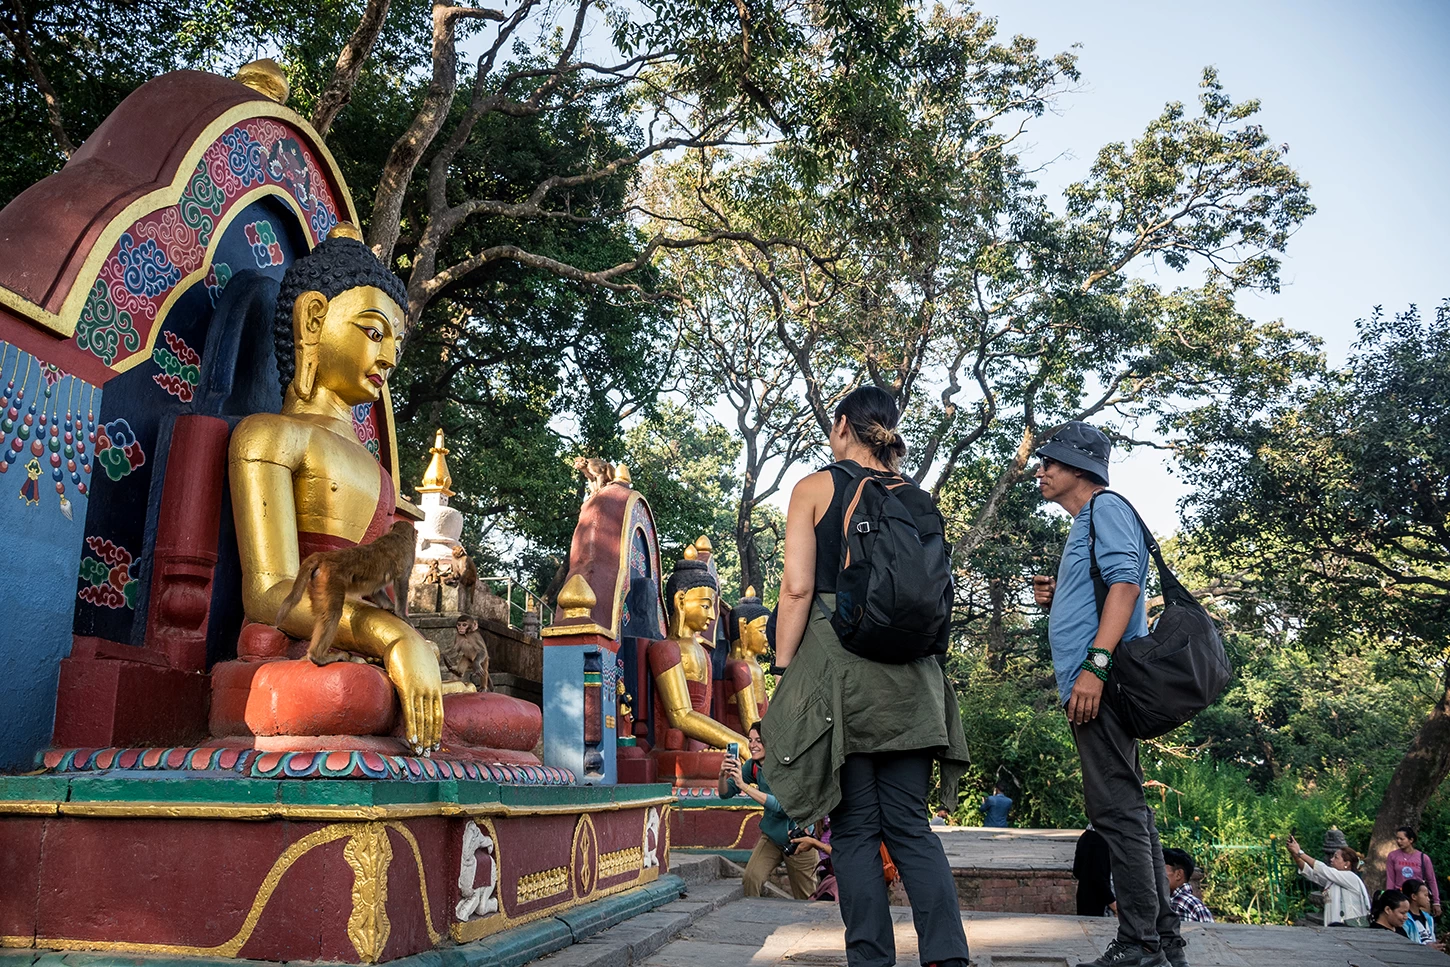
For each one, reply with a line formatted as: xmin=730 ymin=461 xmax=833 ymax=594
xmin=292 ymin=290 xmax=329 ymax=401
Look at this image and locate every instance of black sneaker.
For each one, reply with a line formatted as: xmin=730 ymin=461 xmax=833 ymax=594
xmin=1080 ymin=940 xmax=1169 ymax=967
xmin=1162 ymin=937 xmax=1188 ymax=967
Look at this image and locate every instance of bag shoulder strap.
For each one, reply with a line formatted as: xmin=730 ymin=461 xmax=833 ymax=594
xmin=1086 ymin=489 xmax=1184 ymax=617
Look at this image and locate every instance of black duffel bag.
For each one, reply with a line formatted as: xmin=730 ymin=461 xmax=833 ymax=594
xmin=1088 ymin=491 xmax=1232 ymax=739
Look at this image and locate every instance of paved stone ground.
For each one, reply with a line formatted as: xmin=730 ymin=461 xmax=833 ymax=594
xmin=635 ymin=898 xmax=1450 ymax=967
xmin=933 ymin=827 xmax=1081 ymax=872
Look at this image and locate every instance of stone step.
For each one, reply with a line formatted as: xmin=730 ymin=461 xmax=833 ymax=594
xmin=527 ymin=876 xmax=746 ymax=967
xmin=666 ymin=852 xmax=725 ymax=886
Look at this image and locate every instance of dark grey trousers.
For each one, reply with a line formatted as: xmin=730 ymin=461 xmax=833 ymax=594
xmin=1072 ymin=700 xmax=1181 ymax=949
xmin=830 ymin=751 xmax=970 ymax=967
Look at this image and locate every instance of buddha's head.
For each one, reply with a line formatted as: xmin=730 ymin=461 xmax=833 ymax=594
xmin=729 ymin=587 xmax=771 ymax=660
xmin=663 ymin=545 xmax=717 ymax=642
xmin=273 ymin=227 xmax=409 ymax=407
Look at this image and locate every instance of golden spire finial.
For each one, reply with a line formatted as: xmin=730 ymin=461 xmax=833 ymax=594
xmin=234 ymin=59 xmax=290 ymax=104
xmin=694 ymin=535 xmax=712 ymax=554
xmin=327 ymin=222 xmax=365 ymax=242
xmin=683 ymin=544 xmax=699 ymax=562
xmin=614 ymin=463 xmax=633 ymax=487
xmin=416 ymin=428 xmax=454 ymax=497
xmin=745 ymin=585 xmax=756 ymax=598
xmin=557 ymin=573 xmax=597 ymax=618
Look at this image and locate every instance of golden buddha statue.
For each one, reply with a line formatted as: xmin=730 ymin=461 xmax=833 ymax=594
xmin=724 ymin=587 xmax=771 ymax=734
xmin=229 ymin=226 xmax=443 ymax=755
xmin=646 ymin=543 xmax=748 ymax=753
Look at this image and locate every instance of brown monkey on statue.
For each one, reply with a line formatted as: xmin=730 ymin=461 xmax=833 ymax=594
xmin=573 ymin=456 xmax=616 ymax=495
xmin=275 ymin=520 xmax=418 ymax=664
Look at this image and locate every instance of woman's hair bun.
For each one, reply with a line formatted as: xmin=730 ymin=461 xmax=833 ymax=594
xmin=865 ymin=423 xmax=900 ymax=448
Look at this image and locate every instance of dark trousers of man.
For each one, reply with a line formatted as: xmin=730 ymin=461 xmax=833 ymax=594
xmin=1072 ymin=701 xmax=1181 ymax=950
xmin=830 ymin=751 xmax=970 ymax=967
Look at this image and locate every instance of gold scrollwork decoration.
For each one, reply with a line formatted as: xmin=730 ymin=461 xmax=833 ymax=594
xmin=343 ymin=824 xmax=393 ymax=963
xmin=517 ymin=867 xmax=569 ymax=904
xmin=599 ymin=847 xmax=641 ymax=879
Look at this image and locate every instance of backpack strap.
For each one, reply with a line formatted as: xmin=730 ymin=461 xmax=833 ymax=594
xmin=1086 ymin=489 xmax=1187 ymax=618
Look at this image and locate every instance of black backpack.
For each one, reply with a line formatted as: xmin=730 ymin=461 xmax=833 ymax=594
xmin=1088 ymin=491 xmax=1232 ymax=739
xmin=816 ymin=461 xmax=952 ymax=663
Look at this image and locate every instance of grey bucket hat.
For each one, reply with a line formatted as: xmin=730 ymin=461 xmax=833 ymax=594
xmin=1035 ymin=421 xmax=1111 ymax=484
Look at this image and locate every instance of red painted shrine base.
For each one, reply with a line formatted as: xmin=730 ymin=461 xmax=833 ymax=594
xmin=0 ymin=778 xmax=671 ymax=963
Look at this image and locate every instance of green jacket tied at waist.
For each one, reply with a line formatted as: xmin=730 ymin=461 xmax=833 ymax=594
xmin=761 ymin=593 xmax=970 ymax=826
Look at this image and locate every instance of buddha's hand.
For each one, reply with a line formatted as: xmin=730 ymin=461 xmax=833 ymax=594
xmin=386 ymin=634 xmax=445 ymax=755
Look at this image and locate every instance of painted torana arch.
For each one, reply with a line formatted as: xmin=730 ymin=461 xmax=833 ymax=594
xmin=0 ymin=69 xmax=402 ymax=769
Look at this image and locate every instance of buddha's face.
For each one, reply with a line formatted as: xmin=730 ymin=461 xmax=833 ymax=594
xmin=738 ymin=615 xmax=769 ymax=658
xmin=302 ymin=285 xmax=404 ymax=406
xmin=672 ymin=585 xmax=716 ymax=637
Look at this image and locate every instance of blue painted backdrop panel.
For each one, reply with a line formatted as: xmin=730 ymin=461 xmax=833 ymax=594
xmin=0 ymin=345 xmax=97 ymax=769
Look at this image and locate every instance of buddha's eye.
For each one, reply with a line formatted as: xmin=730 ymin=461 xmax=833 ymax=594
xmin=361 ymin=326 xmax=383 ymax=342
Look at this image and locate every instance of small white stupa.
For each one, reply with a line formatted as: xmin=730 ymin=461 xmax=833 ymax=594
xmin=415 ymin=428 xmax=464 ymax=562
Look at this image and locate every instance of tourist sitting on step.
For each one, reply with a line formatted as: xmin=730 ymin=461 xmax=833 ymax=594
xmin=1162 ymin=849 xmax=1213 ymax=923
xmin=1285 ymin=834 xmax=1370 ymax=926
xmin=718 ymin=725 xmax=818 ymax=899
xmin=1401 ymin=879 xmax=1445 ymax=949
xmin=1369 ymin=889 xmax=1412 ymax=937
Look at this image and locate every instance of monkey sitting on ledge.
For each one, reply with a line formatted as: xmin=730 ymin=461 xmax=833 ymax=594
xmin=573 ymin=456 xmax=616 ymax=495
xmin=275 ymin=520 xmax=417 ymax=665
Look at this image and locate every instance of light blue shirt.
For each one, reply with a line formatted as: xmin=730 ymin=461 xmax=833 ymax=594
xmin=1049 ymin=493 xmax=1150 ymax=706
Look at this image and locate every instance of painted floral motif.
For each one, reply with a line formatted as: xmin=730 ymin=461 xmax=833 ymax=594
xmin=352 ymin=402 xmax=381 ymax=459
xmin=73 ymin=117 xmax=341 ymax=368
xmin=78 ymin=536 xmax=137 ymax=610
xmin=95 ymin=418 xmax=145 ymax=481
xmin=134 ymin=208 xmax=203 ymax=273
xmin=205 ymin=262 xmax=233 ymax=306
xmin=311 ymin=197 xmax=338 ymax=239
xmin=179 ymin=162 xmax=225 ymax=247
xmin=245 ymin=219 xmax=284 ymax=268
xmin=222 ymin=127 xmax=266 ymax=188
xmin=153 ymin=331 xmax=200 ymax=402
xmin=75 ymin=279 xmax=140 ymax=365
xmin=116 ymin=232 xmax=182 ymax=298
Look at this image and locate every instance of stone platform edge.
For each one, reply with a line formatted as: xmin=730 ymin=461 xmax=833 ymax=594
xmin=0 ymin=773 xmax=676 ymax=819
xmin=0 ymin=874 xmax=688 ymax=967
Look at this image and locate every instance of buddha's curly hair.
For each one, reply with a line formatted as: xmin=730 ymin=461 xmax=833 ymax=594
xmin=728 ymin=591 xmax=770 ymax=643
xmin=663 ymin=558 xmax=717 ymax=621
xmin=273 ymin=236 xmax=410 ymax=391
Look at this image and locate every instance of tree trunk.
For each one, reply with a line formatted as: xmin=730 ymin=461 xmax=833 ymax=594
xmin=311 ymin=0 xmax=393 ymax=138
xmin=1 ymin=9 xmax=74 ymax=157
xmin=735 ymin=475 xmax=761 ymax=596
xmin=1365 ymin=674 xmax=1450 ymax=889
xmin=986 ymin=577 xmax=1006 ymax=671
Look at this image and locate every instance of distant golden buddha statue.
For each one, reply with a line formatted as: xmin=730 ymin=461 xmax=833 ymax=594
xmin=229 ymin=227 xmax=443 ymax=755
xmin=724 ymin=587 xmax=771 ymax=734
xmin=646 ymin=542 xmax=748 ymax=753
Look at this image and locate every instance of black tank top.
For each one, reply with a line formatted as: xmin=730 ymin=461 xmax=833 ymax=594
xmin=813 ymin=462 xmax=896 ymax=591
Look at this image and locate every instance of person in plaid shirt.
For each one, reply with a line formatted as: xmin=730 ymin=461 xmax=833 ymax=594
xmin=1163 ymin=849 xmax=1214 ymax=923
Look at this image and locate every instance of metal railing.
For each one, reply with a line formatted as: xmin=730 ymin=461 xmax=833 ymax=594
xmin=477 ymin=575 xmax=553 ymax=631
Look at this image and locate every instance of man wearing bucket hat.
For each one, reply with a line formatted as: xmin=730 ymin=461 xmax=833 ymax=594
xmin=1031 ymin=421 xmax=1184 ymax=967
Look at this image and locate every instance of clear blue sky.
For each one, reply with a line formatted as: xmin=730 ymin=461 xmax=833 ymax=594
xmin=975 ymin=0 xmax=1450 ymax=531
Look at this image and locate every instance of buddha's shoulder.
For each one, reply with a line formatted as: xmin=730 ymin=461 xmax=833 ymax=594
xmin=230 ymin=412 xmax=323 ymax=461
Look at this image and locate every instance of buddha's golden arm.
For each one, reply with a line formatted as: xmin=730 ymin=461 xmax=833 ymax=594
xmin=653 ymin=662 xmax=749 ymax=751
xmin=733 ymin=687 xmax=761 ymax=734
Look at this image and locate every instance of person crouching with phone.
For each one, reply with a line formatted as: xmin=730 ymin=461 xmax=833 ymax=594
xmin=719 ymin=725 xmax=819 ymax=898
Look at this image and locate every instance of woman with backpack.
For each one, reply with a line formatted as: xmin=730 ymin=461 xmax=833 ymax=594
xmin=763 ymin=387 xmax=971 ymax=967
